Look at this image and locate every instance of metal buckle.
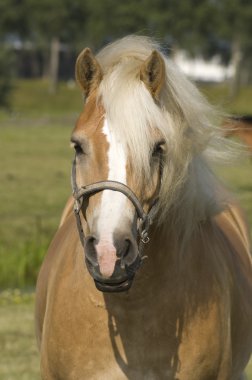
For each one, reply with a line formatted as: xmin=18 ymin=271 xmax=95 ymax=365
xmin=140 ymin=229 xmax=150 ymax=244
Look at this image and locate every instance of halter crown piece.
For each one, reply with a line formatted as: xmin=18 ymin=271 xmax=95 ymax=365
xmin=71 ymin=156 xmax=160 ymax=263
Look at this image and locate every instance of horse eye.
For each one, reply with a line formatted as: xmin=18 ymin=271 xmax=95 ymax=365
xmin=152 ymin=140 xmax=165 ymax=157
xmin=72 ymin=143 xmax=83 ymax=155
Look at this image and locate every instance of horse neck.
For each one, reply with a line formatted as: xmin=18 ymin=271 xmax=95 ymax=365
xmin=146 ymin=223 xmax=177 ymax=263
xmin=141 ymin=208 xmax=224 ymax=286
xmin=135 ymin=222 xmax=188 ymax=289
xmin=103 ymin=219 xmax=220 ymax=318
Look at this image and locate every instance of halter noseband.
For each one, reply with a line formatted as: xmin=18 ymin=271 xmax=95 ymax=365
xmin=71 ymin=157 xmax=160 ymax=260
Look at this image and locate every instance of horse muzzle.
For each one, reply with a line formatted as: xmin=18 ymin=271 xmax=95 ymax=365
xmin=84 ymin=235 xmax=142 ymax=292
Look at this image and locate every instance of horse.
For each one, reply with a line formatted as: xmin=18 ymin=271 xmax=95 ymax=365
xmin=35 ymin=36 xmax=252 ymax=379
xmin=223 ymin=115 xmax=252 ymax=155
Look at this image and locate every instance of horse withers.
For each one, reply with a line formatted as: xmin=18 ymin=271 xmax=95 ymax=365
xmin=35 ymin=36 xmax=252 ymax=379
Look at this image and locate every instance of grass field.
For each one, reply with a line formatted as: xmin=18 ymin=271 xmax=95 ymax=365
xmin=0 ymin=80 xmax=252 ymax=378
xmin=0 ymin=80 xmax=80 ymax=287
xmin=0 ymin=291 xmax=40 ymax=380
xmin=0 ymin=119 xmax=73 ymax=287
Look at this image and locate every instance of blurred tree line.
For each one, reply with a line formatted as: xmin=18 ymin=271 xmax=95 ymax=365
xmin=0 ymin=0 xmax=251 ymax=103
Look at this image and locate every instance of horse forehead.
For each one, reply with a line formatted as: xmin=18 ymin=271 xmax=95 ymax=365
xmin=74 ymin=92 xmax=105 ymax=136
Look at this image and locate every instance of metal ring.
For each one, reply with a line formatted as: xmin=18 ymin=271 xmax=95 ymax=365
xmin=141 ymin=230 xmax=150 ymax=244
xmin=141 ymin=236 xmax=150 ymax=244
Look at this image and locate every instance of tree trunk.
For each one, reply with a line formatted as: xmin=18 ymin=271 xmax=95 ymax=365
xmin=229 ymin=39 xmax=243 ymax=99
xmin=49 ymin=37 xmax=60 ymax=93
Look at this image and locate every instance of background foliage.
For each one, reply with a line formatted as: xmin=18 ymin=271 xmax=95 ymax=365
xmin=0 ymin=0 xmax=252 ymax=100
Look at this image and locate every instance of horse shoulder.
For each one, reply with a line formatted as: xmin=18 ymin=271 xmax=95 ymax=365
xmin=59 ymin=196 xmax=74 ymax=228
xmin=213 ymin=202 xmax=252 ymax=269
xmin=35 ymin=213 xmax=78 ymax=349
xmin=213 ymin=202 xmax=252 ymax=374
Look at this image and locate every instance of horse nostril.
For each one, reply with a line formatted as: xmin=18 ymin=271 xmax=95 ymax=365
xmin=117 ymin=238 xmax=138 ymax=269
xmin=84 ymin=236 xmax=98 ymax=267
xmin=118 ymin=240 xmax=130 ymax=270
xmin=122 ymin=239 xmax=131 ymax=258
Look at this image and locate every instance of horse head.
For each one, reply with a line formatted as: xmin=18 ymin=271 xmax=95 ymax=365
xmin=71 ymin=47 xmax=166 ymax=292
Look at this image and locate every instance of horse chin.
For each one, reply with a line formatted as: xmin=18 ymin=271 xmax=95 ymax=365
xmin=85 ymin=254 xmax=142 ymax=293
xmin=94 ymin=277 xmax=134 ymax=293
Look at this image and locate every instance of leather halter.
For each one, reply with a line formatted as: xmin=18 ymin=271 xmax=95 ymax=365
xmin=71 ymin=156 xmax=160 ymax=260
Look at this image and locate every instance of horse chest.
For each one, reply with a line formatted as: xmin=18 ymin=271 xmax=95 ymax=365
xmin=41 ymin=283 xmax=229 ymax=380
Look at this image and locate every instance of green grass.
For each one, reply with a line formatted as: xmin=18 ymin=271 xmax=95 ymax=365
xmin=0 ymin=291 xmax=40 ymax=380
xmin=5 ymin=79 xmax=82 ymax=117
xmin=0 ymin=80 xmax=82 ymax=287
xmin=199 ymin=83 xmax=252 ymax=115
xmin=0 ymin=121 xmax=73 ymax=287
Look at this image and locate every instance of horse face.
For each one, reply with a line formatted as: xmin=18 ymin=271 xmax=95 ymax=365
xmin=71 ymin=48 xmax=165 ymax=292
xmin=71 ymin=95 xmax=164 ymax=292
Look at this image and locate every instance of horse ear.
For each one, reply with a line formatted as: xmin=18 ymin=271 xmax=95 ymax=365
xmin=75 ymin=48 xmax=102 ymax=98
xmin=140 ymin=50 xmax=165 ymax=99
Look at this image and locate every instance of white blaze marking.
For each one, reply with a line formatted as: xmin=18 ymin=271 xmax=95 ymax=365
xmin=96 ymin=118 xmax=128 ymax=276
xmin=97 ymin=118 xmax=127 ymax=237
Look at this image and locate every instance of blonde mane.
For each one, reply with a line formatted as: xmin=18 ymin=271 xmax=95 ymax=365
xmin=96 ymin=35 xmax=231 ymax=236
